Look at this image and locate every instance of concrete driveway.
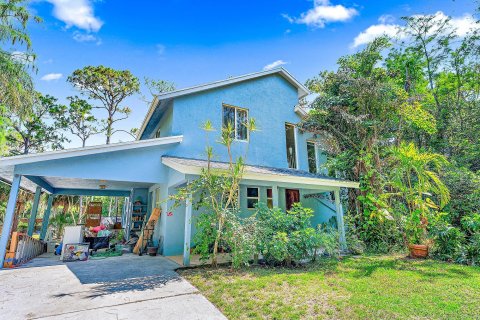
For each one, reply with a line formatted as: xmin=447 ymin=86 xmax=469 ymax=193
xmin=0 ymin=253 xmax=226 ymax=320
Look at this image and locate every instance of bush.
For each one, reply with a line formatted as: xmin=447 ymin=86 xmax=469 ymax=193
xmin=430 ymin=223 xmax=465 ymax=262
xmin=463 ymin=232 xmax=480 ymax=266
xmin=223 ymin=212 xmax=259 ymax=268
xmin=255 ymin=203 xmax=339 ymax=266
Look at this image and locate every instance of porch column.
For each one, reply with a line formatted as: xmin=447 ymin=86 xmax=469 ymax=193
xmin=272 ymin=185 xmax=279 ymax=207
xmin=27 ymin=186 xmax=42 ymax=236
xmin=0 ymin=174 xmax=22 ymax=268
xmin=334 ymin=189 xmax=346 ymax=250
xmin=183 ymin=196 xmax=192 ymax=266
xmin=39 ymin=195 xmax=54 ymax=241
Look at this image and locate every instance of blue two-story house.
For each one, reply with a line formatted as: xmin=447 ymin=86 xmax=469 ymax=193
xmin=0 ymin=68 xmax=358 ymax=267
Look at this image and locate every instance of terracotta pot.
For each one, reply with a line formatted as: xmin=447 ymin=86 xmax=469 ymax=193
xmin=409 ymin=244 xmax=428 ymax=258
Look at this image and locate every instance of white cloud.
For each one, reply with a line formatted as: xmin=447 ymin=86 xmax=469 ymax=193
xmin=46 ymin=0 xmax=103 ymax=32
xmin=284 ymin=0 xmax=358 ymax=28
xmin=352 ymin=11 xmax=477 ymax=48
xmin=73 ymin=31 xmax=101 ymax=44
xmin=10 ymin=51 xmax=35 ymax=64
xmin=40 ymin=73 xmax=63 ymax=81
xmin=441 ymin=12 xmax=476 ymax=37
xmin=352 ymin=21 xmax=401 ymax=48
xmin=263 ymin=60 xmax=288 ymax=71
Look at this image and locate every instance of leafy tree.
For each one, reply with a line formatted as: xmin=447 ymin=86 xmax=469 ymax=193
xmin=67 ymin=66 xmax=140 ymax=144
xmin=392 ymin=14 xmax=480 ymax=170
xmin=62 ymin=96 xmax=100 ymax=147
xmin=6 ymin=93 xmax=68 ymax=155
xmin=142 ymin=77 xmax=175 ymax=102
xmin=0 ymin=0 xmax=40 ymax=149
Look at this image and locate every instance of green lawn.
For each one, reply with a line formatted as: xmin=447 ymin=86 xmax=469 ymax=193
xmin=181 ymin=255 xmax=480 ymax=319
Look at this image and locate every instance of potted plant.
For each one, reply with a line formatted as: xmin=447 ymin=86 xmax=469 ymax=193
xmin=388 ymin=143 xmax=450 ymax=259
xmin=406 ymin=209 xmax=429 ymax=258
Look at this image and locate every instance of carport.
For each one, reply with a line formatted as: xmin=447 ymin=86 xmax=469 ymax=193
xmin=0 ymin=136 xmax=183 ymax=268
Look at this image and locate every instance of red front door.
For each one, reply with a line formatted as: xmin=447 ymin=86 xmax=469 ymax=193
xmin=285 ymin=189 xmax=300 ymax=210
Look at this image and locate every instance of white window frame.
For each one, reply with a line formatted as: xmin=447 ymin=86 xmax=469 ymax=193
xmin=246 ymin=187 xmax=260 ymax=209
xmin=222 ymin=103 xmax=249 ymax=142
xmin=285 ymin=123 xmax=299 ymax=170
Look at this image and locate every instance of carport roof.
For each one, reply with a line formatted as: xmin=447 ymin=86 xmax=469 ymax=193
xmin=162 ymin=156 xmax=359 ymax=189
xmin=0 ymin=136 xmax=183 ymax=192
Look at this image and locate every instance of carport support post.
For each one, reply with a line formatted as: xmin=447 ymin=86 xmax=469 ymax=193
xmin=0 ymin=174 xmax=22 ymax=268
xmin=40 ymin=195 xmax=54 ymax=240
xmin=183 ymin=195 xmax=192 ymax=267
xmin=334 ymin=189 xmax=346 ymax=250
xmin=27 ymin=186 xmax=42 ymax=236
xmin=272 ymin=185 xmax=279 ymax=207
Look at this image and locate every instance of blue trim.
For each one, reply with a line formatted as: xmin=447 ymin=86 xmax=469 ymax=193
xmin=40 ymin=195 xmax=54 ymax=240
xmin=27 ymin=186 xmax=42 ymax=236
xmin=0 ymin=174 xmax=22 ymax=268
xmin=24 ymin=176 xmax=55 ymax=194
xmin=53 ymin=188 xmax=131 ymax=197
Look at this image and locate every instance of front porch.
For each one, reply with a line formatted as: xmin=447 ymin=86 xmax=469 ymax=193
xmin=161 ymin=156 xmax=360 ymax=267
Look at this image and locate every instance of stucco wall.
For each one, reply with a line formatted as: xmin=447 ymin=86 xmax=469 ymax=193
xmin=165 ymin=74 xmax=317 ymax=171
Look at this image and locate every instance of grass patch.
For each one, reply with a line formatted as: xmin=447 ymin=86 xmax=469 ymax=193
xmin=181 ymin=255 xmax=480 ymax=319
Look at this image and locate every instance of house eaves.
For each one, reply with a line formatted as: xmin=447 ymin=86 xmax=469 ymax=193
xmin=162 ymin=156 xmax=360 ymax=189
xmin=137 ymin=68 xmax=310 ymax=140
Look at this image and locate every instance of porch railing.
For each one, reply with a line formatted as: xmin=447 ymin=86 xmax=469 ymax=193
xmin=3 ymin=232 xmax=45 ymax=268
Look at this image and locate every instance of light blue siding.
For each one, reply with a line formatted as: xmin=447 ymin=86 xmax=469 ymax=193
xmin=14 ymin=145 xmax=173 ymax=184
xmin=168 ymin=74 xmax=303 ymax=169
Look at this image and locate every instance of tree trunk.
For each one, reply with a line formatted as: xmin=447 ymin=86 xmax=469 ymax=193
xmin=106 ymin=113 xmax=113 ymax=144
xmin=212 ymin=215 xmax=224 ymax=267
xmin=79 ymin=196 xmax=83 ymax=223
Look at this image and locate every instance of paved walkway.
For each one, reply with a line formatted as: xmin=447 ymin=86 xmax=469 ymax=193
xmin=0 ymin=253 xmax=226 ymax=320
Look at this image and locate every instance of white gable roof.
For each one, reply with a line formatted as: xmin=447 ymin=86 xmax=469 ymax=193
xmin=137 ymin=68 xmax=309 ymax=140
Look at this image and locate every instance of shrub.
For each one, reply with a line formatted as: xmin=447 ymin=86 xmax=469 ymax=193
xmin=223 ymin=212 xmax=259 ymax=268
xmin=463 ymin=232 xmax=480 ymax=266
xmin=430 ymin=223 xmax=465 ymax=262
xmin=255 ymin=203 xmax=339 ymax=266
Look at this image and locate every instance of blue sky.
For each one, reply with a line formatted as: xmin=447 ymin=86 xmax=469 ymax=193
xmin=27 ymin=0 xmax=476 ymax=147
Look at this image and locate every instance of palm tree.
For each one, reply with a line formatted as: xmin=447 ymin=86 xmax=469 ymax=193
xmin=389 ymin=142 xmax=450 ymax=213
xmin=388 ymin=142 xmax=450 ymax=245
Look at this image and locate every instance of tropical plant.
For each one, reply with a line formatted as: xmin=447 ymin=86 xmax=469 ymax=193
xmin=388 ymin=142 xmax=450 ymax=244
xmin=170 ymin=119 xmax=256 ymax=267
xmin=0 ymin=0 xmax=40 ymax=150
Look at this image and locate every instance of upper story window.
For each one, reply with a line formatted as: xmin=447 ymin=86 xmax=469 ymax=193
xmin=285 ymin=123 xmax=297 ymax=169
xmin=307 ymin=141 xmax=317 ymax=173
xmin=223 ymin=104 xmax=248 ymax=141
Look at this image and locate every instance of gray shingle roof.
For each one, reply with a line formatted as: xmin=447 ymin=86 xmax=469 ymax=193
xmin=162 ymin=156 xmax=351 ymax=183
